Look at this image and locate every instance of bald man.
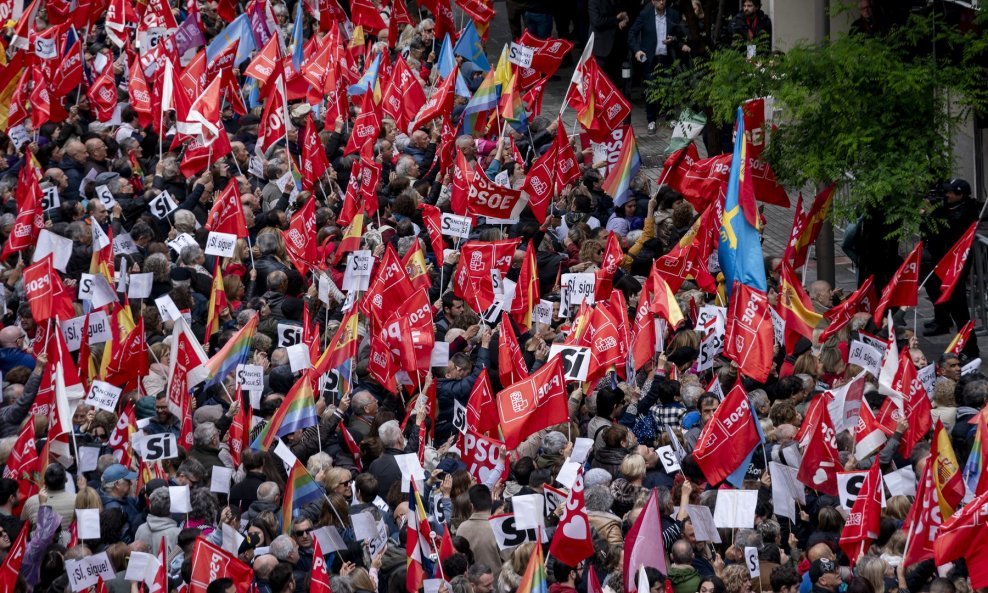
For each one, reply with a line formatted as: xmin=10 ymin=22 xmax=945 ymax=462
xmin=57 ymin=140 xmax=89 ymax=200
xmin=0 ymin=327 xmax=34 ymax=373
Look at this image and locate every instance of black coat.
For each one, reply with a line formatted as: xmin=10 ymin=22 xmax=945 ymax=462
xmin=229 ymin=470 xmax=267 ymax=513
xmin=628 ymin=6 xmax=688 ymax=75
xmin=729 ymin=9 xmax=772 ymax=54
xmin=589 ymin=0 xmax=623 ymax=58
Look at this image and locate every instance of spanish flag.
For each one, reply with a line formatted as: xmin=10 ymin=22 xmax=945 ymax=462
xmin=402 ymin=239 xmax=431 ymax=292
xmin=333 ymin=213 xmax=364 ymax=265
xmin=205 ymin=259 xmax=228 ymax=339
xmin=510 ymin=241 xmax=540 ymax=329
xmin=933 ymin=419 xmax=965 ymax=519
xmin=647 ymin=266 xmax=684 ymax=329
xmin=312 ymin=309 xmax=360 ymax=377
xmin=778 ymin=260 xmax=822 ymax=353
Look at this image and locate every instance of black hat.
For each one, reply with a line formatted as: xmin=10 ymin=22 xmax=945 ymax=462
xmin=239 ymin=114 xmax=261 ymax=127
xmin=809 ymin=558 xmax=838 ymax=583
xmin=170 ymin=267 xmax=193 ymax=282
xmin=943 ymin=178 xmax=972 ymax=196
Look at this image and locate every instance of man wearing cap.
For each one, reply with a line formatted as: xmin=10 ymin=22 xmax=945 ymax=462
xmin=99 ymin=463 xmax=143 ymax=542
xmin=808 ymin=558 xmax=841 ymax=593
xmin=923 ymin=178 xmax=980 ymax=349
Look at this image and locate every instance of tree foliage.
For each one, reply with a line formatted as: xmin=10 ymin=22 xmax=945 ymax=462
xmin=647 ymin=6 xmax=988 ymax=236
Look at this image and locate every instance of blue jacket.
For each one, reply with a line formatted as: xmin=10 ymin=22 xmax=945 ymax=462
xmin=0 ymin=347 xmax=36 ymax=374
xmin=435 ymin=346 xmax=490 ymax=442
xmin=99 ymin=491 xmax=144 ymax=542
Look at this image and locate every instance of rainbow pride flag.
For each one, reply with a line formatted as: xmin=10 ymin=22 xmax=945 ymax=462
xmin=499 ymin=71 xmax=528 ymax=133
xmin=964 ymin=410 xmax=988 ymax=497
xmin=461 ymin=70 xmax=499 ymax=135
xmin=516 ymin=525 xmax=548 ymax=593
xmin=602 ymin=126 xmax=641 ymax=207
xmin=204 ymin=314 xmax=258 ymax=388
xmin=251 ymin=374 xmax=318 ymax=451
xmin=282 ymin=458 xmax=325 ymax=533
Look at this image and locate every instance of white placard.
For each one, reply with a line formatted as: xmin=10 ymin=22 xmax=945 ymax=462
xmin=919 ymin=364 xmax=936 ymax=399
xmin=41 ymin=184 xmax=60 ymax=211
xmin=534 ymin=300 xmax=553 ymax=325
xmin=113 ymin=232 xmax=138 ymax=255
xmin=167 ymin=232 xmax=198 ymax=255
xmin=221 ymin=523 xmax=245 ymax=556
xmin=570 ymin=437 xmax=594 ymax=465
xmin=149 ymin=190 xmax=179 ymax=219
xmin=351 ymin=511 xmax=378 ymax=542
xmin=769 ymin=307 xmax=785 ymax=347
xmin=34 ymin=229 xmax=73 ymax=272
xmin=211 ymin=466 xmax=233 ymax=494
xmin=236 ymin=364 xmax=264 ymax=391
xmin=837 ymin=470 xmax=886 ymax=509
xmin=85 ymin=380 xmax=122 ymax=412
xmin=547 ymin=344 xmax=592 ymax=382
xmin=560 ymin=273 xmax=596 ymax=314
xmin=128 ymin=273 xmax=154 ymax=299
xmin=744 ymin=547 xmax=760 ymax=577
xmin=440 ymin=213 xmax=472 ymax=238
xmin=343 ymin=250 xmax=373 ymax=292
xmin=76 ymin=508 xmax=101 ymax=539
xmin=78 ymin=446 xmax=101 ymax=472
xmin=555 ymin=460 xmax=581 ymax=489
xmin=489 ymin=513 xmax=548 ymax=550
xmin=67 ymin=552 xmax=116 ymax=592
xmin=685 ymin=505 xmax=721 ymax=543
xmin=92 ymin=221 xmax=111 ymax=251
xmin=656 ymin=445 xmax=681 ymax=473
xmin=695 ymin=306 xmax=727 ymax=372
xmin=278 ymin=323 xmax=303 ymax=347
xmin=204 ymin=231 xmax=238 ymax=257
xmin=155 ymin=294 xmax=182 ymax=322
xmin=95 ymin=184 xmax=118 ymax=209
xmin=452 ymin=399 xmax=468 ymax=434
xmin=276 ymin=171 xmax=295 ymax=193
xmin=61 ymin=311 xmax=112 ymax=351
xmin=287 ymin=343 xmax=312 ymax=372
xmin=507 ymin=42 xmax=534 ymax=68
xmin=849 ymin=340 xmax=882 ymax=377
xmin=169 ymin=485 xmax=192 ymax=513
xmin=713 ymin=489 xmax=758 ymax=529
xmin=90 ymin=274 xmax=119 ymax=309
xmin=395 ymin=453 xmax=426 ymax=492
xmin=313 ymin=526 xmax=348 ymax=553
xmin=512 ymin=494 xmax=545 ymax=530
xmin=140 ymin=433 xmax=178 ymax=461
xmin=769 ymin=461 xmax=804 ymax=522
xmin=430 ymin=342 xmax=450 ymax=367
xmin=963 ymin=358 xmax=983 ymax=376
xmin=884 ymin=466 xmax=917 ymax=497
xmin=249 ymin=156 xmax=265 ymax=178
xmin=124 ymin=551 xmax=160 ymax=584
xmin=78 ymin=273 xmax=96 ymax=300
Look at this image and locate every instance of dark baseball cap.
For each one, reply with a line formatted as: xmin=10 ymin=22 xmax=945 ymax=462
xmin=809 ymin=558 xmax=838 ymax=583
xmin=943 ymin=178 xmax=972 ymax=196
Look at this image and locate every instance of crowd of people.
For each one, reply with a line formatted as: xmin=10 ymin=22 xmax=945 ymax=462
xmin=0 ymin=2 xmax=983 ymax=593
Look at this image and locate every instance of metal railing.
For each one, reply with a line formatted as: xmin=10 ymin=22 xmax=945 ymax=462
xmin=969 ymin=233 xmax=988 ymax=330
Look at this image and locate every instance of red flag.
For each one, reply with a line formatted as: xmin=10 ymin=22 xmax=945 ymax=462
xmin=418 ymin=204 xmax=446 ymax=268
xmin=409 ymin=67 xmax=457 ymax=132
xmin=583 ymin=303 xmax=625 ymax=382
xmin=227 ymin=393 xmax=251 ymax=468
xmin=103 ymin=318 xmax=149 ymax=391
xmin=23 ymin=255 xmax=76 ymax=323
xmin=819 ymin=275 xmax=875 ymax=343
xmin=179 ymin=129 xmax=233 ymax=177
xmin=438 ymin=527 xmax=456 ymax=563
xmin=0 ymin=523 xmax=29 ymax=591
xmin=465 ymin=164 xmax=526 ymax=220
xmin=495 ymin=357 xmax=568 ymax=449
xmin=838 ymin=462 xmax=882 ymax=565
xmin=368 ymin=335 xmax=399 ymax=393
xmin=510 ymin=242 xmax=540 ymax=329
xmin=934 ymin=488 xmax=988 ymax=589
xmin=789 ymin=185 xmax=834 ymax=270
xmin=664 ymin=150 xmax=731 ymax=212
xmin=256 ymin=74 xmax=290 ymax=156
xmin=692 ymin=383 xmax=762 ymax=486
xmin=351 ymin=0 xmax=387 ymax=32
xmin=622 ymin=488 xmax=668 ymax=591
xmin=360 ymin=246 xmax=417 ymax=328
xmin=381 ymin=56 xmax=425 ymax=131
xmin=521 ymin=142 xmax=557 ymax=223
xmin=127 ymin=53 xmax=154 ymax=127
xmin=206 ymin=182 xmax=249 ymax=238
xmin=311 ymin=538 xmax=332 ymax=593
xmin=872 ymin=242 xmax=922 ymax=325
xmin=498 ymin=319 xmax=528 ymax=387
xmin=892 ymin=349 xmax=931 ymax=458
xmin=947 ymin=320 xmax=975 ymax=355
xmin=341 ymin=423 xmax=364 ymax=471
xmin=466 ymin=368 xmax=499 ymax=437
xmin=344 ymin=91 xmax=381 ymax=156
xmin=549 ymin=467 xmax=595 ymax=566
xmin=933 ymin=222 xmax=977 ymax=304
xmin=282 ymin=197 xmax=317 ymax=276
xmin=631 ymin=288 xmax=656 ymax=371
xmin=797 ymin=400 xmax=841 ymax=496
xmin=2 ymin=157 xmax=45 ymax=260
xmin=594 ymin=232 xmax=624 ymax=300
xmin=2 ymin=417 xmax=40 ymax=506
xmin=87 ymin=65 xmax=118 ymax=122
xmin=107 ymin=401 xmax=137 ymax=468
xmin=452 ymin=238 xmax=521 ymax=312
xmin=903 ymin=439 xmax=943 ymax=566
xmin=301 ymin=114 xmax=329 ymax=192
xmin=724 ymin=282 xmax=774 ymax=383
xmin=189 ymin=537 xmax=254 ymax=593
xmin=244 ymin=34 xmax=283 ymax=88
xmin=573 ymin=58 xmax=630 ymax=143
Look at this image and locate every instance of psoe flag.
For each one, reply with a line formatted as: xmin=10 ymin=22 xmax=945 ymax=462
xmin=718 ymin=107 xmax=767 ymax=296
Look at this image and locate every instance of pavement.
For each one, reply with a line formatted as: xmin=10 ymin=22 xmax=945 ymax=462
xmin=470 ymin=6 xmax=988 ymax=359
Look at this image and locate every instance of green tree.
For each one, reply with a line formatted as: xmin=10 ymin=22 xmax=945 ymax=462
xmin=647 ymin=6 xmax=988 ymax=236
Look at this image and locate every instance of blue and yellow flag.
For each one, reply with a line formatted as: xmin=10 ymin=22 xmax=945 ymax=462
xmin=718 ymin=107 xmax=767 ymax=296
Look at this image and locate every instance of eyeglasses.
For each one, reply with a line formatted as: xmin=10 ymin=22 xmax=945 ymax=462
xmin=423 ymin=28 xmax=434 ymax=32
xmin=339 ymin=480 xmax=353 ymax=487
xmin=294 ymin=528 xmax=313 ymax=535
